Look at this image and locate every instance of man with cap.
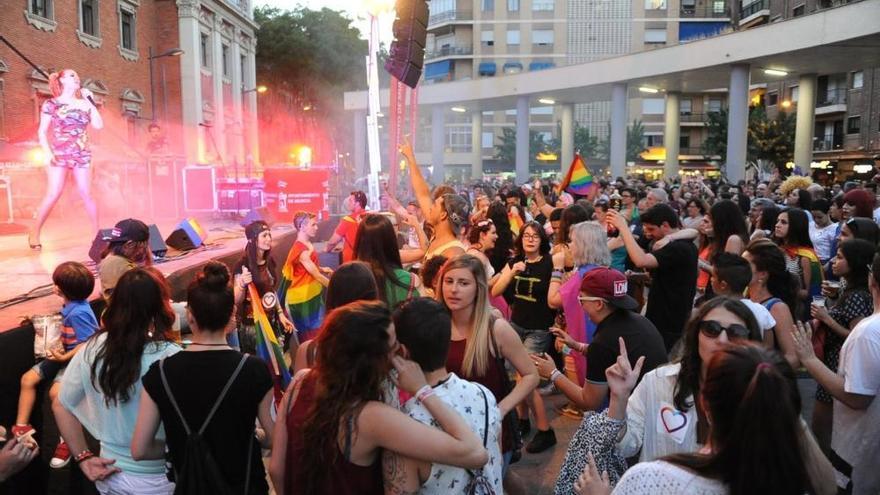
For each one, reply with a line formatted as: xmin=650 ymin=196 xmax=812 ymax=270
xmin=325 ymin=190 xmax=368 ymax=263
xmin=97 ymin=218 xmax=151 ymax=301
xmin=533 ymin=267 xmax=667 ymax=412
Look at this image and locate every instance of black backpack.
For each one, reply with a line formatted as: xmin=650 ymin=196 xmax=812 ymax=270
xmin=159 ymin=354 xmax=255 ymax=495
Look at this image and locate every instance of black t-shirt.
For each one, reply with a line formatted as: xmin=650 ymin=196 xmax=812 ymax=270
xmin=505 ymin=254 xmax=556 ymax=330
xmin=233 ymin=259 xmax=275 ymax=323
xmin=645 ymin=238 xmax=698 ymax=350
xmin=142 ymin=351 xmax=273 ymax=494
xmin=585 ymin=309 xmax=668 ymax=384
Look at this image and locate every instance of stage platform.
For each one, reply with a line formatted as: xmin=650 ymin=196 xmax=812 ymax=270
xmin=0 ymin=215 xmax=298 ymax=332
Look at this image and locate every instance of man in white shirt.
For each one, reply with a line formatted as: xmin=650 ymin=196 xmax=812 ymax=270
xmin=711 ymin=253 xmax=776 ymax=344
xmin=383 ymin=298 xmax=503 ymax=495
xmin=794 ymin=253 xmax=880 ymax=494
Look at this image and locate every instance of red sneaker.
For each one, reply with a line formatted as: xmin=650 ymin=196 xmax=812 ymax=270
xmin=50 ymin=441 xmax=71 ymax=468
xmin=11 ymin=425 xmax=37 ymax=448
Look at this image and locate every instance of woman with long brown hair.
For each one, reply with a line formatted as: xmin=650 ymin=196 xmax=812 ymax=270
xmin=355 ymin=214 xmax=424 ymax=307
xmin=53 ymin=268 xmax=180 ymax=493
xmin=269 ymin=300 xmax=488 ymax=494
xmin=30 ymin=69 xmax=103 ymax=250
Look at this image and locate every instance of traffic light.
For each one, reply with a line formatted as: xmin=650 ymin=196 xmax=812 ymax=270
xmin=384 ymin=0 xmax=429 ymax=88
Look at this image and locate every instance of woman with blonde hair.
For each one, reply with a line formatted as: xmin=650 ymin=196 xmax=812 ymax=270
xmin=30 ymin=69 xmax=104 ymax=249
xmin=437 ymin=254 xmax=539 ymax=475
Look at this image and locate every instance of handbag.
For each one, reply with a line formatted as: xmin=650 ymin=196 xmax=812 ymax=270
xmin=464 ymin=387 xmax=496 ymax=495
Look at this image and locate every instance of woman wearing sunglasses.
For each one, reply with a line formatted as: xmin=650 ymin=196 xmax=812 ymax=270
xmin=611 ymin=296 xmax=762 ymax=463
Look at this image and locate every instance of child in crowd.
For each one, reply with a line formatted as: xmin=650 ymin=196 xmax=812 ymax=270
xmin=711 ymin=252 xmax=777 ymax=348
xmin=14 ymin=261 xmax=99 ymax=468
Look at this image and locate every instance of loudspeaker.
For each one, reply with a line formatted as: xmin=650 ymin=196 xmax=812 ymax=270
xmin=165 ymin=218 xmax=206 ymax=252
xmin=240 ymin=207 xmax=276 ymax=228
xmin=88 ymin=225 xmax=167 ymax=263
xmin=385 ymin=0 xmax=429 ymax=88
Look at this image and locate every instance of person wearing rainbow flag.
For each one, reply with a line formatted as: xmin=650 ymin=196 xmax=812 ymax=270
xmin=279 ymin=211 xmax=331 ymax=344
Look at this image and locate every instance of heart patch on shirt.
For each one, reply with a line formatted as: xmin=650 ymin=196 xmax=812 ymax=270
xmin=656 ymin=403 xmax=689 ymax=445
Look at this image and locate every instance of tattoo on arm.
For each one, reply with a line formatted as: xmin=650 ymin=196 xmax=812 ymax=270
xmin=382 ymin=450 xmax=419 ymax=495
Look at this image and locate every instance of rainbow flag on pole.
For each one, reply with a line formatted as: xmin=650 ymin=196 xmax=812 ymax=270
xmin=559 ymin=154 xmax=598 ymax=198
xmin=248 ymin=285 xmax=291 ymax=407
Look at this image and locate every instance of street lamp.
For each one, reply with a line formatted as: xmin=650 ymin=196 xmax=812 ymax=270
xmin=242 ymin=85 xmax=268 ymax=95
xmin=148 ymin=47 xmax=184 ymax=122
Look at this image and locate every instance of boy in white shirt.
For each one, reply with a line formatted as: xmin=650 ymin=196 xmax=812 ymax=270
xmin=711 ymin=253 xmax=777 ymax=348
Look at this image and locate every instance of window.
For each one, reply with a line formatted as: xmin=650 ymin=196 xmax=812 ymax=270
xmin=200 ymin=33 xmax=210 ymax=68
xmin=81 ymin=0 xmax=98 ymax=36
xmin=642 ymin=98 xmax=665 ymax=114
xmin=119 ymin=5 xmax=135 ymax=51
xmin=645 ymin=0 xmax=666 ymax=9
xmin=508 ymin=0 xmax=519 ymax=11
xmin=482 ymin=132 xmax=495 ymax=148
xmin=644 ymin=134 xmax=663 ymax=147
xmin=679 ymin=134 xmax=690 ymax=149
xmin=533 ymin=1 xmax=554 ymax=11
xmin=26 ymin=0 xmax=56 ymax=31
xmin=708 ymin=97 xmax=723 ymax=113
xmin=792 ymin=4 xmax=804 ymax=16
xmin=31 ymin=0 xmax=52 ymax=18
xmin=847 ymin=116 xmax=861 ymax=134
xmin=767 ymin=92 xmax=778 ymax=106
xmin=240 ymin=55 xmax=247 ymax=89
xmin=852 ymin=71 xmax=864 ymax=89
xmin=482 ymin=0 xmax=494 ymax=10
xmin=222 ymin=44 xmax=230 ymax=77
xmin=481 ymin=30 xmax=495 ymax=46
xmin=790 ymin=86 xmax=799 ymax=102
xmin=679 ymin=98 xmax=692 ymax=115
xmin=507 ymin=30 xmax=521 ymax=45
xmin=644 ymin=29 xmax=667 ymax=44
xmin=532 ymin=30 xmax=554 ymax=45
xmin=713 ymin=0 xmax=726 ymax=13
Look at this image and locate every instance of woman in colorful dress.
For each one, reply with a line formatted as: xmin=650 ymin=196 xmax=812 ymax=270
xmin=280 ymin=211 xmax=330 ymax=344
xmin=31 ymin=69 xmax=104 ymax=249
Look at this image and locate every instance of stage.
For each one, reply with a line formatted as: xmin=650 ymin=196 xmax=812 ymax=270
xmin=0 ymin=214 xmax=298 ymax=332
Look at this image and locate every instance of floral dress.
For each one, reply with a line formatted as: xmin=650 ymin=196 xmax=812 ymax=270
xmin=42 ymin=98 xmax=92 ymax=168
xmin=816 ymin=289 xmax=872 ymax=403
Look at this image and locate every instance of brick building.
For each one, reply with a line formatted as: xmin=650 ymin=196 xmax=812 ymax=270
xmin=0 ymin=0 xmax=259 ymax=165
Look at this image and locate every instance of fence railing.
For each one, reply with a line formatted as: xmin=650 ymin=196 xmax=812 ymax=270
xmin=426 ymin=44 xmax=474 ymax=59
xmin=680 ymin=4 xmax=731 ymax=17
xmin=428 ymin=10 xmax=473 ymax=25
xmin=817 ymin=88 xmax=847 ymax=107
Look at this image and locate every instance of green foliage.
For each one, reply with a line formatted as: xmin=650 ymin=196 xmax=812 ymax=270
xmin=494 ymin=128 xmax=552 ymax=166
xmin=702 ymin=107 xmax=796 ymax=175
xmin=596 ymin=120 xmax=646 ymax=162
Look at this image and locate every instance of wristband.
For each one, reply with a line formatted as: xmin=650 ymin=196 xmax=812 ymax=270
xmin=74 ymin=450 xmax=94 ymax=464
xmin=551 ymin=270 xmax=564 ymax=278
xmin=415 ymin=385 xmax=434 ymax=403
xmin=549 ymin=369 xmax=563 ymax=383
xmin=578 ymin=342 xmax=588 ymax=353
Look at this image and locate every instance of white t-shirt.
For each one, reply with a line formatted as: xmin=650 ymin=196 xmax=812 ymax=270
xmin=402 ymin=373 xmax=503 ymax=495
xmin=740 ymin=299 xmax=776 ymax=339
xmin=809 ymin=222 xmax=838 ymax=262
xmin=832 ymin=311 xmax=880 ymax=466
xmin=612 ymin=461 xmax=727 ymax=495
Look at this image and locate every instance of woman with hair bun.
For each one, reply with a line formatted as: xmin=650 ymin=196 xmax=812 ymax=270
xmin=30 ymin=69 xmax=104 ymax=249
xmin=133 ymin=261 xmax=275 ymax=494
xmin=280 ymin=211 xmax=331 ymax=344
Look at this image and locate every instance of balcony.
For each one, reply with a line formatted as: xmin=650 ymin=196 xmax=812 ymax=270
xmin=425 ymin=43 xmax=473 ymax=60
xmin=680 ymin=5 xmax=731 ymax=17
xmin=739 ymin=0 xmax=770 ymax=25
xmin=679 ymin=147 xmax=707 ymax=155
xmin=428 ymin=10 xmax=473 ymax=27
xmin=679 ymin=112 xmax=708 ymax=124
xmin=813 ymin=137 xmax=844 ymax=151
xmin=816 ymin=88 xmax=847 ymax=115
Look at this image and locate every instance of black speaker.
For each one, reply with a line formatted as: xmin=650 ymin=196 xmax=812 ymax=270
xmin=240 ymin=207 xmax=276 ymax=228
xmin=148 ymin=224 xmax=168 ymax=258
xmin=385 ymin=0 xmax=429 ymax=88
xmin=165 ymin=218 xmax=205 ymax=252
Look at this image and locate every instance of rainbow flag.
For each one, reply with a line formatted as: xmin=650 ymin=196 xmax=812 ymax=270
xmin=248 ymin=284 xmax=291 ymax=407
xmin=278 ymin=242 xmax=325 ymax=342
xmin=784 ymin=246 xmax=824 ymax=297
xmin=559 ymin=154 xmax=598 ymax=198
xmin=508 ymin=209 xmax=523 ymax=236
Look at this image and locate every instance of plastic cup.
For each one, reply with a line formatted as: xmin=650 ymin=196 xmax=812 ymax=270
xmin=812 ymin=296 xmax=826 ymax=308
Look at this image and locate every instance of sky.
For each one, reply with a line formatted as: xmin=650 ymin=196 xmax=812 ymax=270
xmin=256 ymin=0 xmax=394 ymax=42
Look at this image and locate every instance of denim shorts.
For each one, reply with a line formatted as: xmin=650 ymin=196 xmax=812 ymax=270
xmin=511 ymin=323 xmax=552 ymax=355
xmin=32 ymin=359 xmax=66 ymax=383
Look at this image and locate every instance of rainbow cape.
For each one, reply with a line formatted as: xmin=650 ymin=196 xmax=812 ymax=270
xmin=248 ymin=284 xmax=291 ymax=407
xmin=559 ymin=154 xmax=598 ymax=198
xmin=508 ymin=209 xmax=523 ymax=236
xmin=278 ymin=242 xmax=325 ymax=342
xmin=784 ymin=246 xmax=824 ymax=297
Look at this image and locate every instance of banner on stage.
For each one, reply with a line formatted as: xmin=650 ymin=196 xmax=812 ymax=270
xmin=263 ymin=167 xmax=330 ymax=221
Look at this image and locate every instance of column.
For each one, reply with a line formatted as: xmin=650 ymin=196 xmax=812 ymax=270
xmin=432 ymin=105 xmax=445 ymax=184
xmin=610 ymin=83 xmax=627 ymax=179
xmin=663 ymin=91 xmax=681 ymax=178
xmin=560 ymin=103 xmax=574 ymax=171
xmin=211 ymin=22 xmax=226 ymax=160
xmin=794 ymin=74 xmax=817 ymax=170
xmin=726 ymin=64 xmax=750 ymax=183
xmin=177 ymin=1 xmax=203 ymax=163
xmin=516 ymin=95 xmax=529 ymax=184
xmin=230 ymin=30 xmax=244 ymax=164
xmin=354 ymin=110 xmax=367 ymax=182
xmin=471 ymin=110 xmax=483 ymax=181
xmin=244 ymin=50 xmax=259 ymax=166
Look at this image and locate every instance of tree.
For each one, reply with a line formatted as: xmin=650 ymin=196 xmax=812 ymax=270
xmin=546 ymin=123 xmax=600 ymax=162
xmin=596 ymin=120 xmax=647 ymax=162
xmin=702 ymin=106 xmax=796 ymax=176
xmin=494 ymin=128 xmax=551 ymax=166
xmin=702 ymin=108 xmax=728 ymax=158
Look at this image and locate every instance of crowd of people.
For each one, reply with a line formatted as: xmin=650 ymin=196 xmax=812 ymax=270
xmin=3 ymin=156 xmax=880 ymax=495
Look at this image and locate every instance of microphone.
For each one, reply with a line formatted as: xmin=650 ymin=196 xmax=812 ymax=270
xmin=198 ymin=122 xmax=213 ymax=127
xmin=86 ymin=95 xmax=97 ymax=107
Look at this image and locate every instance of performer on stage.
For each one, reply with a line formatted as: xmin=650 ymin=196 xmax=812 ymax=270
xmin=30 ymin=69 xmax=103 ymax=250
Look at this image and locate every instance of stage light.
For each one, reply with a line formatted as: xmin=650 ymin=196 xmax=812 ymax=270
xmin=26 ymin=147 xmax=46 ymax=165
xmin=298 ymin=146 xmax=313 ymax=169
xmin=257 ymin=85 xmax=268 ymax=93
xmin=763 ymin=68 xmax=788 ymax=77
xmin=781 ymin=100 xmax=792 ymax=108
xmin=639 ymin=87 xmax=659 ymax=94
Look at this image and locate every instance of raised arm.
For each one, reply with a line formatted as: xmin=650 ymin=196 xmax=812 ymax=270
xmin=400 ymin=141 xmax=434 ymax=218
xmin=607 ymin=210 xmax=658 ymax=269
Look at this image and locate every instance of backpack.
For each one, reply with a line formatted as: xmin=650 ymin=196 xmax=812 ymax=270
xmin=159 ymin=354 xmax=254 ymax=495
xmin=463 ymin=386 xmax=496 ymax=495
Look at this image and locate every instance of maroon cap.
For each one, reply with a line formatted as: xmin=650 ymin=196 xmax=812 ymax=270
xmin=580 ymin=267 xmax=638 ymax=310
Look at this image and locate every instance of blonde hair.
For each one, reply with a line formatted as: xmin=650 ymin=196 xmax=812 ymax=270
xmin=779 ymin=175 xmax=813 ymax=197
xmin=570 ymin=221 xmax=611 ymax=267
xmin=435 ymin=254 xmax=493 ymax=377
xmin=293 ymin=210 xmax=315 ymax=231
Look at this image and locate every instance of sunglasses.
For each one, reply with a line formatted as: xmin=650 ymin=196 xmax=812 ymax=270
xmin=698 ymin=320 xmax=750 ymax=340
